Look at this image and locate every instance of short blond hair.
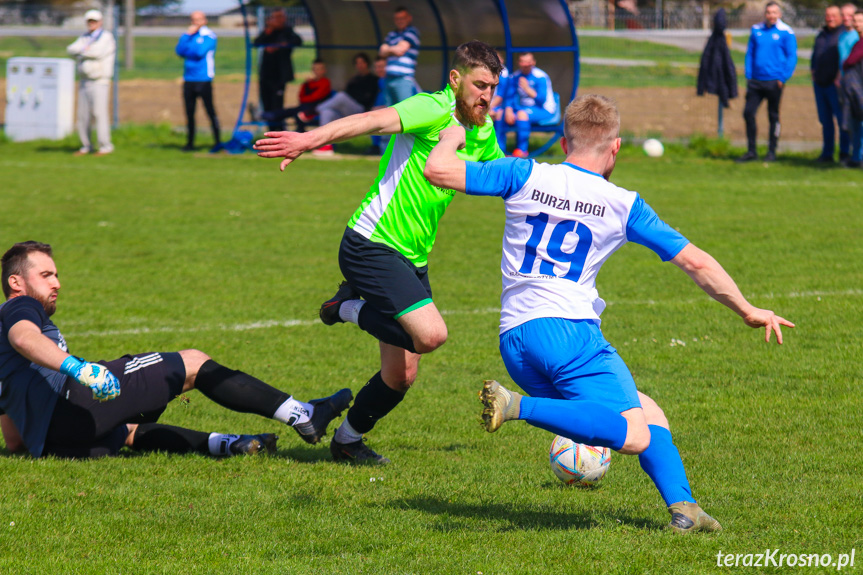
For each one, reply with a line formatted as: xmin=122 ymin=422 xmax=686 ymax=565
xmin=563 ymin=94 xmax=620 ymax=156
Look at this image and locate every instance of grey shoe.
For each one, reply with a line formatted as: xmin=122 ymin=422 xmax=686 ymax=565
xmin=229 ymin=433 xmax=278 ymax=456
xmin=330 ymin=438 xmax=390 ymax=465
xmin=667 ymin=501 xmax=722 ymax=533
xmin=479 ymin=379 xmax=521 ymax=433
xmin=294 ymin=388 xmax=353 ymax=444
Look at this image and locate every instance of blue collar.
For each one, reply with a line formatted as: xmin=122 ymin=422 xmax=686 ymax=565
xmin=563 ymin=162 xmax=603 ymax=179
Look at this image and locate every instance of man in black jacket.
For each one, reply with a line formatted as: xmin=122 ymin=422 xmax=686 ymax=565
xmin=812 ymin=5 xmax=848 ymax=162
xmin=254 ymin=9 xmax=303 ymax=131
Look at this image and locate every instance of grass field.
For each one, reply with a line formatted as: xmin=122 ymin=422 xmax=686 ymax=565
xmin=0 ymin=127 xmax=861 ymax=574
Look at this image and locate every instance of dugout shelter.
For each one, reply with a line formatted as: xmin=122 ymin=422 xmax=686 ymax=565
xmin=232 ymin=0 xmax=580 ymax=157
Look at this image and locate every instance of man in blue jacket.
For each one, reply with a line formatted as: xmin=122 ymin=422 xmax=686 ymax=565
xmin=738 ymin=2 xmax=797 ymax=162
xmin=176 ymin=11 xmax=221 ymax=152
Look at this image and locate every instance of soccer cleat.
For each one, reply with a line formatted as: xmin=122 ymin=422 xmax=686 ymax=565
xmin=735 ymin=151 xmax=758 ymax=163
xmin=229 ymin=433 xmax=278 ymax=456
xmin=511 ymin=148 xmax=529 ymax=158
xmin=312 ymin=144 xmax=335 ymax=156
xmin=667 ymin=501 xmax=722 ymax=534
xmin=330 ymin=437 xmax=390 ymax=466
xmin=294 ymin=388 xmax=353 ymax=444
xmin=764 ymin=150 xmax=777 ymax=162
xmin=319 ymin=281 xmax=358 ymax=325
xmin=479 ymin=379 xmax=522 ymax=433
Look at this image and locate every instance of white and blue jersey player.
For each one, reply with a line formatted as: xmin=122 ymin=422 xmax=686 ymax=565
xmin=506 ymin=52 xmax=558 ymax=156
xmin=424 ymin=94 xmax=794 ymax=533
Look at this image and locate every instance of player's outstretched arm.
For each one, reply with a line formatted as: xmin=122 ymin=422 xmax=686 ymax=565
xmin=253 ymin=107 xmax=403 ymax=171
xmin=424 ymin=125 xmax=467 ymax=192
xmin=8 ymin=320 xmax=121 ymax=401
xmin=671 ymin=243 xmax=794 ymax=344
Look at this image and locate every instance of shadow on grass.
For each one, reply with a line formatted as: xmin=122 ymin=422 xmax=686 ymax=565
xmin=389 ymin=496 xmax=662 ymax=532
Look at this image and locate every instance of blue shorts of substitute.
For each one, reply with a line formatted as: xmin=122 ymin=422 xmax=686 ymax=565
xmin=499 ymin=317 xmax=641 ymax=414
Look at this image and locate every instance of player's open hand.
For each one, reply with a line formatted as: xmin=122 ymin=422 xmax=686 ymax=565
xmin=439 ymin=125 xmax=466 ymax=150
xmin=253 ymin=131 xmax=310 ymax=171
xmin=742 ymin=308 xmax=795 ymax=344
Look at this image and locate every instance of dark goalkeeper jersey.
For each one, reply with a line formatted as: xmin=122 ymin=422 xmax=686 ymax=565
xmin=0 ymin=296 xmax=69 ymax=456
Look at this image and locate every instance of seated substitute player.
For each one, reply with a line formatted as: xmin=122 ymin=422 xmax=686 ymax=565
xmin=254 ymin=41 xmax=504 ymax=465
xmin=503 ymin=52 xmax=558 ymax=158
xmin=0 ymin=241 xmax=352 ymax=459
xmin=423 ymin=95 xmax=794 ymax=533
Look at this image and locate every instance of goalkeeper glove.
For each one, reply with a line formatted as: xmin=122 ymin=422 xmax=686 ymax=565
xmin=59 ymin=356 xmax=121 ymax=402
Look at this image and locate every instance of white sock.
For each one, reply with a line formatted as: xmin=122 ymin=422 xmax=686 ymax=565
xmin=273 ymin=396 xmax=313 ymax=427
xmin=208 ymin=433 xmax=240 ymax=456
xmin=339 ymin=299 xmax=365 ymax=325
xmin=334 ymin=419 xmax=363 ymax=444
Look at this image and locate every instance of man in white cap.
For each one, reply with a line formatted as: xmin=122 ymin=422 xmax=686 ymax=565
xmin=67 ymin=9 xmax=116 ymax=155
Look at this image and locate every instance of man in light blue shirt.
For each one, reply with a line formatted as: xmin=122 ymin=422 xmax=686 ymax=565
xmin=738 ymin=2 xmax=797 ymax=163
xmin=175 ymin=11 xmax=221 ymax=152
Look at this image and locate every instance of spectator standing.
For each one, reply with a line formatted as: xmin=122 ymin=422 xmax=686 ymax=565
xmin=313 ymin=53 xmax=380 ymax=155
xmin=379 ymin=7 xmax=421 ymax=105
xmin=840 ymin=10 xmax=863 ymax=167
xmin=66 ymin=9 xmax=115 ymax=156
xmin=811 ymin=5 xmax=848 ymax=163
xmin=253 ymin=10 xmax=303 ymax=131
xmin=839 ymin=3 xmax=860 ymax=164
xmin=175 ymin=11 xmax=221 ymax=153
xmin=738 ymin=2 xmax=797 ymax=163
xmin=506 ymin=52 xmax=557 ymax=158
xmin=261 ymin=59 xmax=331 ymax=133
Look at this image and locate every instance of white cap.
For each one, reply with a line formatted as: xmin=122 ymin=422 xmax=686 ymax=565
xmin=84 ymin=9 xmax=103 ymax=22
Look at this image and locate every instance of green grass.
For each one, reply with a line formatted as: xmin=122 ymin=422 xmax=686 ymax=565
xmin=0 ymin=126 xmax=861 ymax=573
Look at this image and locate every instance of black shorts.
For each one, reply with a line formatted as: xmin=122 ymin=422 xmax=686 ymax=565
xmin=42 ymin=352 xmax=185 ymax=458
xmin=338 ymin=227 xmax=432 ymax=318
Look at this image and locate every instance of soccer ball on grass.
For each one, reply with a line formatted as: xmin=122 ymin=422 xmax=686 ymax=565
xmin=549 ymin=435 xmax=611 ymax=487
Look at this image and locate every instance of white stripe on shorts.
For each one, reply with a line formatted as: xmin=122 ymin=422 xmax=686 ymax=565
xmin=124 ymin=353 xmax=163 ymax=375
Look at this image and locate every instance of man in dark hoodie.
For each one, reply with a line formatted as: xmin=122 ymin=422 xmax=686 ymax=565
xmin=811 ymin=5 xmax=849 ymax=163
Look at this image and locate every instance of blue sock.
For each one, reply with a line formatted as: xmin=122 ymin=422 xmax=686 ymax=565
xmin=638 ymin=425 xmax=695 ymax=506
xmin=515 ymin=119 xmax=531 ymax=151
xmin=518 ymin=396 xmax=627 ymax=451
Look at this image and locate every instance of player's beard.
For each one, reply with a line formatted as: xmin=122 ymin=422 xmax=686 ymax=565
xmin=455 ymin=87 xmax=487 ymax=128
xmin=33 ymin=292 xmax=57 ymax=316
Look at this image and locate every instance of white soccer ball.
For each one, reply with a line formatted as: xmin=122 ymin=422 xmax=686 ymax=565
xmin=642 ymin=138 xmax=664 ymax=157
xmin=549 ymin=435 xmax=611 ymax=487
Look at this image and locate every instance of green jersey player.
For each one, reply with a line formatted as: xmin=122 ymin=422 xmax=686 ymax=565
xmin=255 ymin=41 xmax=504 ymax=464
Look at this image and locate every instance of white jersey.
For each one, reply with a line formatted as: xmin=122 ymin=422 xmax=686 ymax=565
xmin=465 ymin=159 xmax=689 ymax=334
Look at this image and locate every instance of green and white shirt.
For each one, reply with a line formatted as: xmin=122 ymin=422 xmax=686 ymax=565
xmin=347 ymin=85 xmax=504 ymax=267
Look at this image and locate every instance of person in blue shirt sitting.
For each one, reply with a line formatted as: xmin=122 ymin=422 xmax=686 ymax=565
xmin=504 ymin=53 xmax=558 ymax=158
xmin=175 ymin=11 xmax=221 ymax=153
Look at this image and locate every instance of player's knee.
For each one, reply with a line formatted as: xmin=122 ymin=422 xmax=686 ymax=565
xmin=178 ymin=349 xmax=211 ymax=387
xmin=516 ymin=110 xmax=528 ymax=121
xmin=620 ymin=425 xmax=651 ymax=455
xmin=413 ymin=326 xmax=447 ymax=354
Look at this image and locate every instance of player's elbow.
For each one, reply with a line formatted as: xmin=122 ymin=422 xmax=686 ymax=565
xmin=423 ymin=160 xmax=444 ymax=186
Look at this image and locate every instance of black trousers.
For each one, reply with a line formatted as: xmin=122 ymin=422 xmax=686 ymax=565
xmin=743 ymin=79 xmax=784 ymax=153
xmin=183 ymin=81 xmax=221 ymax=148
xmin=259 ymin=79 xmax=286 ymax=131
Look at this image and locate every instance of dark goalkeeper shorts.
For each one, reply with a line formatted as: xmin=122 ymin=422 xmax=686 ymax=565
xmin=42 ymin=352 xmax=185 ymax=458
xmin=338 ymin=227 xmax=433 ymax=318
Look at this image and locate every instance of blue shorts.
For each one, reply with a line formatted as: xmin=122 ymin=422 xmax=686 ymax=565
xmin=499 ymin=318 xmax=641 ymax=414
xmin=519 ymin=106 xmax=556 ymax=125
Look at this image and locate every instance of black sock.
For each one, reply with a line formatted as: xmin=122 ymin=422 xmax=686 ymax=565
xmin=131 ymin=423 xmax=209 ymax=454
xmin=357 ymin=305 xmax=417 ymax=353
xmin=346 ymin=372 xmax=406 ymax=434
xmin=194 ymin=360 xmax=290 ymax=418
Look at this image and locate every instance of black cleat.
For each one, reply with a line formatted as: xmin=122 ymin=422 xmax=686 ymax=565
xmin=294 ymin=388 xmax=353 ymax=444
xmin=229 ymin=433 xmax=278 ymax=456
xmin=764 ymin=150 xmax=777 ymax=162
xmin=319 ymin=281 xmax=358 ymax=325
xmin=735 ymin=151 xmax=758 ymax=163
xmin=330 ymin=438 xmax=390 ymax=466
